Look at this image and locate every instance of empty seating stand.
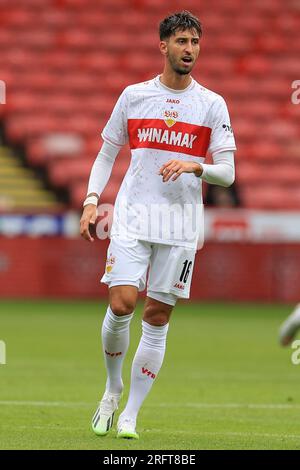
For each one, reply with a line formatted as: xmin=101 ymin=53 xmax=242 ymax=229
xmin=0 ymin=0 xmax=299 ymax=209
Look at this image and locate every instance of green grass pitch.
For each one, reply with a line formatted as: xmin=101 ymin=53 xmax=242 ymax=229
xmin=0 ymin=300 xmax=300 ymax=450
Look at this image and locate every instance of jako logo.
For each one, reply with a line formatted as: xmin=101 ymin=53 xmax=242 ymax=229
xmin=105 ymin=350 xmax=122 ymax=357
xmin=142 ymin=367 xmax=156 ymax=379
xmin=174 ymin=283 xmax=185 ymax=290
xmin=0 ymin=340 xmax=6 ymax=365
xmin=166 ymin=98 xmax=180 ymax=104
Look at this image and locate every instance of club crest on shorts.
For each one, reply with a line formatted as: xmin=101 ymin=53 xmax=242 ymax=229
xmin=164 ymin=110 xmax=179 ymax=128
xmin=106 ymin=255 xmax=116 ymax=273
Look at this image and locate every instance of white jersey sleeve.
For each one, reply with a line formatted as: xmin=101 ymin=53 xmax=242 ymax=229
xmin=101 ymin=88 xmax=129 ymax=146
xmin=200 ymin=150 xmax=235 ymax=187
xmin=208 ymin=96 xmax=236 ymax=155
xmin=87 ymin=141 xmax=121 ymax=197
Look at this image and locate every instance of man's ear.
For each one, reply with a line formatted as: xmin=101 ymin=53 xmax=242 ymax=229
xmin=159 ymin=40 xmax=168 ymax=56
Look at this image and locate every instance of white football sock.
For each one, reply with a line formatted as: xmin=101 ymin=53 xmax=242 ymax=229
xmin=102 ymin=306 xmax=133 ymax=395
xmin=120 ymin=320 xmax=169 ymax=422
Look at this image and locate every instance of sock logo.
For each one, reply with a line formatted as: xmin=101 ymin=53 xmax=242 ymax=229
xmin=105 ymin=350 xmax=122 ymax=357
xmin=142 ymin=367 xmax=156 ymax=379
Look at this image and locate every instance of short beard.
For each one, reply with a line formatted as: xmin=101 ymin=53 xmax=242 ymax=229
xmin=168 ymin=55 xmax=192 ymax=75
xmin=172 ymin=66 xmax=190 ymax=75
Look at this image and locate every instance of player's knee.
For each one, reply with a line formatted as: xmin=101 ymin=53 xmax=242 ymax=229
xmin=110 ymin=298 xmax=135 ymax=316
xmin=143 ymin=306 xmax=170 ymax=326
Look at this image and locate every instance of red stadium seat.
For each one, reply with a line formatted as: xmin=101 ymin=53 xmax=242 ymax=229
xmin=250 ymin=140 xmax=283 ymax=161
xmin=255 ymin=34 xmax=290 ymax=54
xmin=233 ymin=14 xmax=267 ymax=33
xmin=7 ymin=92 xmax=37 ymax=113
xmin=233 ymin=119 xmax=260 ymax=142
xmin=9 ymin=72 xmax=56 ymax=92
xmin=116 ymin=11 xmax=153 ymax=31
xmin=230 ymin=100 xmax=279 ymax=120
xmin=237 ymin=163 xmax=267 ymax=185
xmin=263 ymin=120 xmax=299 ymax=142
xmin=13 ymin=30 xmax=55 ymax=49
xmin=199 ymin=55 xmax=234 ymax=77
xmin=237 ymin=55 xmax=271 ymax=76
xmin=242 ymin=186 xmax=300 ymax=210
xmin=101 ymin=73 xmax=139 ymax=94
xmin=123 ymin=53 xmax=163 ymax=75
xmin=56 ymin=0 xmax=100 ymax=7
xmin=214 ymin=34 xmax=253 ymax=54
xmin=216 ymin=77 xmax=255 ymax=99
xmin=274 ymin=13 xmax=300 ymax=35
xmin=54 ymin=73 xmax=102 ymax=94
xmin=1 ymin=49 xmax=41 ymax=71
xmin=0 ymin=29 xmax=16 ymax=49
xmin=254 ymin=78 xmax=292 ymax=100
xmin=40 ymin=51 xmax=80 ymax=72
xmin=38 ymin=8 xmax=71 ymax=29
xmin=48 ymin=159 xmax=93 ymax=187
xmin=78 ymin=10 xmax=110 ymax=29
xmin=79 ymin=52 xmax=118 ymax=73
xmin=5 ymin=115 xmax=58 ymax=143
xmin=238 ymin=163 xmax=300 ymax=185
xmin=0 ymin=8 xmax=38 ymax=28
xmin=272 ymin=57 xmax=300 ymax=77
xmin=249 ymin=0 xmax=283 ymax=13
xmin=57 ymin=29 xmax=102 ymax=50
xmin=58 ymin=0 xmax=127 ymax=8
xmin=280 ymin=103 xmax=300 ymax=122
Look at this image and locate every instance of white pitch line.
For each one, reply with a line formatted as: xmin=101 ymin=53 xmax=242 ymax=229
xmin=147 ymin=429 xmax=300 ymax=441
xmin=0 ymin=401 xmax=299 ymax=410
xmin=0 ymin=401 xmax=92 ymax=408
xmin=155 ymin=403 xmax=300 ymax=410
xmin=1 ymin=423 xmax=300 ymax=443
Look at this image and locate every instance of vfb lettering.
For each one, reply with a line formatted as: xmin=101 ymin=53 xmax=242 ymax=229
xmin=142 ymin=367 xmax=156 ymax=379
xmin=105 ymin=350 xmax=122 ymax=358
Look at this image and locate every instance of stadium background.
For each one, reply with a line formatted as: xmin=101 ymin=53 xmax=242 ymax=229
xmin=1 ymin=0 xmax=300 ymax=450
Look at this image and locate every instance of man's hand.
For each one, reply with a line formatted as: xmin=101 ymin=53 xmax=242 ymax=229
xmin=159 ymin=160 xmax=203 ymax=182
xmin=80 ymin=204 xmax=97 ymax=242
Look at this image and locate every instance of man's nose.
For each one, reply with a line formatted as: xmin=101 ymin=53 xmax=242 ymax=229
xmin=184 ymin=42 xmax=193 ymax=53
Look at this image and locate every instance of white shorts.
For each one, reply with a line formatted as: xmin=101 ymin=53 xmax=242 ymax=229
xmin=101 ymin=236 xmax=196 ymax=306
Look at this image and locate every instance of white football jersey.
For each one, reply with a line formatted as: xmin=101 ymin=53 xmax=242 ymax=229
xmin=102 ymin=75 xmax=236 ymax=249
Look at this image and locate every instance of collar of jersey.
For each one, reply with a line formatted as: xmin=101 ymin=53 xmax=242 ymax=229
xmin=155 ymin=75 xmax=195 ymax=94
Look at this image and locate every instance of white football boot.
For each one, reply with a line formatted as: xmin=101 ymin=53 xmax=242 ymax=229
xmin=117 ymin=414 xmax=139 ymax=440
xmin=92 ymin=391 xmax=121 ymax=436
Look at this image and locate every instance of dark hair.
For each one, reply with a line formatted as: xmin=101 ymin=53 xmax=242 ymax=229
xmin=159 ymin=11 xmax=202 ymax=41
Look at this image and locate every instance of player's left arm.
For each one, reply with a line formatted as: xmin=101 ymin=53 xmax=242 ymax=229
xmin=160 ymin=95 xmax=236 ymax=186
xmin=159 ymin=150 xmax=235 ymax=187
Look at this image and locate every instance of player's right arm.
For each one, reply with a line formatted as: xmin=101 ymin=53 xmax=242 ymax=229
xmin=80 ymin=89 xmax=129 ymax=242
xmin=80 ymin=141 xmax=121 ymax=242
